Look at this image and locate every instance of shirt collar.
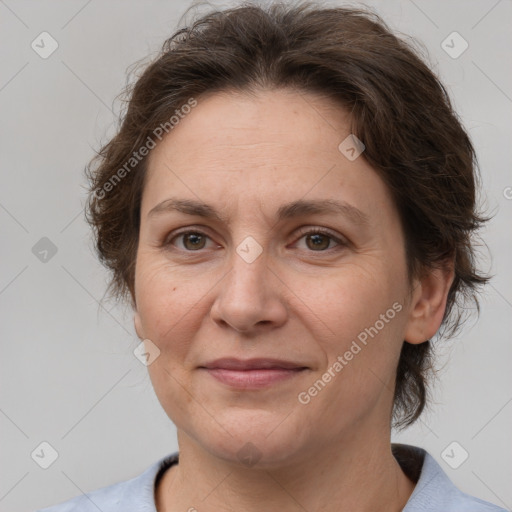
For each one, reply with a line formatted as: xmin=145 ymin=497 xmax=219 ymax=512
xmin=122 ymin=444 xmax=460 ymax=511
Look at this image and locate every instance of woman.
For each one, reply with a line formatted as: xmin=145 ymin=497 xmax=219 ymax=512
xmin=38 ymin=1 xmax=506 ymax=511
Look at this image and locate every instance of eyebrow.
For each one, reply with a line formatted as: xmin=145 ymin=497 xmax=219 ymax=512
xmin=147 ymin=197 xmax=370 ymax=227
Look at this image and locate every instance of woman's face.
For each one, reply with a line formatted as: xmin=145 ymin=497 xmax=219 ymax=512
xmin=134 ymin=88 xmax=424 ymax=466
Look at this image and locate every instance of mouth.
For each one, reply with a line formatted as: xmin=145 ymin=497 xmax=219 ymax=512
xmin=198 ymin=358 xmax=309 ymax=389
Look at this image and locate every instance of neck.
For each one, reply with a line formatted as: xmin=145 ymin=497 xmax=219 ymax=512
xmin=156 ymin=426 xmax=416 ymax=512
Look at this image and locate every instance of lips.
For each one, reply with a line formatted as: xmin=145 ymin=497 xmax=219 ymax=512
xmin=199 ymin=357 xmax=308 ymax=371
xmin=199 ymin=358 xmax=309 ymax=389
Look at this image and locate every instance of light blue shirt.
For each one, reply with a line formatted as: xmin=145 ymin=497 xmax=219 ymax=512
xmin=36 ymin=444 xmax=507 ymax=511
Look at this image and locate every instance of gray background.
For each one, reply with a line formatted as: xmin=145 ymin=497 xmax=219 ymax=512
xmin=1 ymin=0 xmax=511 ymax=511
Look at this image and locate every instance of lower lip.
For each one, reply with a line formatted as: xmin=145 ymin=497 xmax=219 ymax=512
xmin=202 ymin=368 xmax=306 ymax=389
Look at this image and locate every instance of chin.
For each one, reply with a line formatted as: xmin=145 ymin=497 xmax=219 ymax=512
xmin=195 ymin=413 xmax=311 ymax=470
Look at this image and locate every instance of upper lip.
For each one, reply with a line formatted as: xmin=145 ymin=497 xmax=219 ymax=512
xmin=200 ymin=358 xmax=308 ymax=370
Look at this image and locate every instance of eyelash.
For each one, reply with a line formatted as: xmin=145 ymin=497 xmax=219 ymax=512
xmin=163 ymin=226 xmax=347 ymax=254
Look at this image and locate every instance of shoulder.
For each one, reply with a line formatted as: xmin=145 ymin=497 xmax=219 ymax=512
xmin=35 ymin=452 xmax=179 ymax=512
xmin=397 ymin=444 xmax=507 ymax=512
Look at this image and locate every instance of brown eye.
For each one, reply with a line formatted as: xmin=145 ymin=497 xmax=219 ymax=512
xmin=294 ymin=228 xmax=346 ymax=252
xmin=304 ymin=232 xmax=332 ymax=251
xmin=182 ymin=232 xmax=207 ymax=250
xmin=166 ymin=230 xmax=213 ymax=251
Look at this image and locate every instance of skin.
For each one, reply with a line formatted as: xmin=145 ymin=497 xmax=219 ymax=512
xmin=133 ymin=87 xmax=454 ymax=512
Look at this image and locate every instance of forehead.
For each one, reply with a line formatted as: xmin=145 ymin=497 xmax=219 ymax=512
xmin=146 ymin=87 xmax=352 ymax=170
xmin=141 ymin=88 xmax=395 ymax=227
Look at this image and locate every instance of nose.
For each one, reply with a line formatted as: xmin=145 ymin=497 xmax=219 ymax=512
xmin=209 ymin=246 xmax=288 ymax=334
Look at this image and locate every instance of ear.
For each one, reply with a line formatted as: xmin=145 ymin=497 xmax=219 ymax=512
xmin=404 ymin=261 xmax=455 ymax=344
xmin=134 ymin=310 xmax=144 ymax=340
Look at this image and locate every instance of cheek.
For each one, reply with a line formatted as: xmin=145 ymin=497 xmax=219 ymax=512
xmin=304 ymin=262 xmax=407 ymax=392
xmin=135 ymin=257 xmax=206 ymax=421
xmin=298 ymin=304 xmax=405 ymax=434
xmin=134 ymin=255 xmax=207 ymax=362
xmin=304 ymin=260 xmax=404 ymax=339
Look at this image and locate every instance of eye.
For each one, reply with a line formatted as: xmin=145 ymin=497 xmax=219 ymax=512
xmin=292 ymin=227 xmax=347 ymax=252
xmin=165 ymin=229 xmax=217 ymax=251
xmin=163 ymin=227 xmax=347 ymax=253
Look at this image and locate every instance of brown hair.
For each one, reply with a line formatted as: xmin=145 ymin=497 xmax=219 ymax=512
xmin=84 ymin=1 xmax=489 ymax=429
